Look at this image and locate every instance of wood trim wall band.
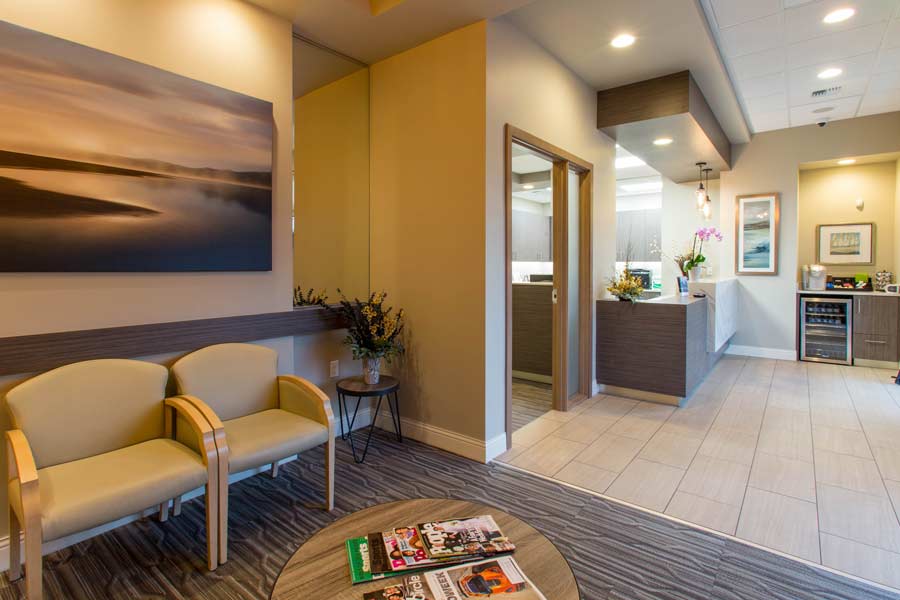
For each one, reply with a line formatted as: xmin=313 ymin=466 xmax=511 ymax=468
xmin=0 ymin=307 xmax=344 ymax=377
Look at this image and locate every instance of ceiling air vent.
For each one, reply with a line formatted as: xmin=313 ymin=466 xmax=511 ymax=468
xmin=811 ymin=86 xmax=842 ymax=99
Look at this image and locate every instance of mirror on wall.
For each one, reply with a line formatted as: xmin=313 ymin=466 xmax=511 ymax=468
xmin=292 ymin=37 xmax=370 ymax=304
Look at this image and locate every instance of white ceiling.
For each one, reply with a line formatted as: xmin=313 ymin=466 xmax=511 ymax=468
xmin=701 ymin=0 xmax=900 ymax=133
xmin=503 ymin=0 xmax=751 ymax=143
xmin=247 ymin=0 xmax=535 ymax=64
xmin=615 ymin=145 xmax=661 ymax=179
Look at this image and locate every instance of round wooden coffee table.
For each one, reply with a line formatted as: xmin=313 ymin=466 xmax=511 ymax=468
xmin=271 ymin=498 xmax=580 ymax=599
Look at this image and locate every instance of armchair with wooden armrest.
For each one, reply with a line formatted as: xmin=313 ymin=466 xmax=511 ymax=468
xmin=5 ymin=359 xmax=221 ymax=600
xmin=171 ymin=343 xmax=335 ymax=565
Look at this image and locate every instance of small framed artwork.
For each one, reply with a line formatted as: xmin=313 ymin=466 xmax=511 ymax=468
xmin=817 ymin=222 xmax=874 ymax=265
xmin=676 ymin=276 xmax=689 ymax=296
xmin=735 ymin=193 xmax=779 ymax=276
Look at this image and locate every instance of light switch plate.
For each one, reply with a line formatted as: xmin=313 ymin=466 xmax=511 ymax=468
xmin=329 ymin=360 xmax=339 ymax=378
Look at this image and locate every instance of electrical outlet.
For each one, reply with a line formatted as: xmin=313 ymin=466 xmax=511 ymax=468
xmin=329 ymin=360 xmax=339 ymax=378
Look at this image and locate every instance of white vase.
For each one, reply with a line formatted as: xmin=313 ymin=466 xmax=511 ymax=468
xmin=689 ymin=267 xmax=702 ymax=281
xmin=363 ymin=357 xmax=382 ymax=385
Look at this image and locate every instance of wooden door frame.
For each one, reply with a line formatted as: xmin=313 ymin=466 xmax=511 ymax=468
xmin=505 ymin=124 xmax=593 ymax=448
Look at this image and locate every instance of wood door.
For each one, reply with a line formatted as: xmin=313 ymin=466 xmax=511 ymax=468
xmin=854 ymin=296 xmax=899 ymax=335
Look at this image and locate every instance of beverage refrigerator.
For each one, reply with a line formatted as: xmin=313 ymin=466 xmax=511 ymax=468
xmin=800 ymin=297 xmax=852 ymax=365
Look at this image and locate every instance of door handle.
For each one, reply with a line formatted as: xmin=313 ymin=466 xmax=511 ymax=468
xmin=552 ymin=288 xmax=558 ymax=304
xmin=865 ymin=340 xmax=887 ymax=344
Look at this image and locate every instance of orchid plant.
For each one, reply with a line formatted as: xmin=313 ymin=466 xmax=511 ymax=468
xmin=681 ymin=227 xmax=724 ymax=274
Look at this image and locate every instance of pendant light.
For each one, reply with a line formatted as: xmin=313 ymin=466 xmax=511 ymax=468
xmin=701 ymin=167 xmax=713 ymax=221
xmin=695 ymin=162 xmax=707 ymax=209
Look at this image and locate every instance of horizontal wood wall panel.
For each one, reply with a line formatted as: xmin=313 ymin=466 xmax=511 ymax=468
xmin=0 ymin=307 xmax=345 ymax=376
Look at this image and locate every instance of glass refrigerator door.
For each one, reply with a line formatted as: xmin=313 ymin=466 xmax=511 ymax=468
xmin=802 ymin=299 xmax=851 ymax=364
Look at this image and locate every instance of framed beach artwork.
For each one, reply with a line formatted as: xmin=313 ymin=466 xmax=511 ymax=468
xmin=735 ymin=193 xmax=779 ymax=276
xmin=817 ymin=223 xmax=874 ymax=266
xmin=0 ymin=21 xmax=273 ymax=271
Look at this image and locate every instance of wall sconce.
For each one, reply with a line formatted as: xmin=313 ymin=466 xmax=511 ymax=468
xmin=855 ymin=197 xmax=865 ymax=211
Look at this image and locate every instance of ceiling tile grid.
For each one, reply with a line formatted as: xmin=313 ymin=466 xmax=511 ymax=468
xmin=701 ymin=0 xmax=900 ymax=133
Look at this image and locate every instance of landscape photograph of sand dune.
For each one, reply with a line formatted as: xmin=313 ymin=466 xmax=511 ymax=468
xmin=0 ymin=20 xmax=273 ymax=271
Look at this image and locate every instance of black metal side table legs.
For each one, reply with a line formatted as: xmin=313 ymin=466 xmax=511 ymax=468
xmin=338 ymin=390 xmax=402 ymax=463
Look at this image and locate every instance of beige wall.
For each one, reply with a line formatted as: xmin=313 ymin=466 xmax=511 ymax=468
xmin=798 ymin=162 xmax=897 ymax=277
xmin=720 ymin=112 xmax=900 ymax=354
xmin=370 ymin=22 xmax=488 ymax=439
xmin=0 ymin=0 xmax=294 ymax=336
xmin=294 ymin=68 xmax=371 ymax=301
xmin=485 ymin=17 xmax=617 ymax=440
xmin=0 ymin=0 xmax=312 ymax=538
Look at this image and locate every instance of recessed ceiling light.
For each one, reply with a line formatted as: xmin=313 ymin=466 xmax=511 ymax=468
xmin=611 ymin=34 xmax=636 ymax=48
xmin=817 ymin=67 xmax=843 ymax=79
xmin=522 ymin=184 xmax=535 ymax=190
xmin=823 ymin=7 xmax=855 ymax=24
xmin=837 ymin=158 xmax=856 ymax=165
xmin=615 ymin=156 xmax=647 ymax=169
xmin=653 ymin=137 xmax=673 ymax=146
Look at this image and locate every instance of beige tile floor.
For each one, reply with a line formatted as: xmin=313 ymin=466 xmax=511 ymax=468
xmin=496 ymin=355 xmax=900 ymax=591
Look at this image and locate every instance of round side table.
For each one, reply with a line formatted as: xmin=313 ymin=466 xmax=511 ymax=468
xmin=336 ymin=375 xmax=401 ymax=463
xmin=271 ymin=498 xmax=580 ymax=600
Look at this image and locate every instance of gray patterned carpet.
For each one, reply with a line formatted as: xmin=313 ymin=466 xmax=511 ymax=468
xmin=2 ymin=430 xmax=899 ymax=600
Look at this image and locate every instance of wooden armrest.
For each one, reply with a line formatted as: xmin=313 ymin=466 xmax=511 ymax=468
xmin=6 ymin=430 xmax=38 ymax=487
xmin=164 ymin=397 xmax=217 ymax=466
xmin=277 ymin=375 xmax=335 ymax=431
xmin=174 ymin=394 xmax=225 ymax=432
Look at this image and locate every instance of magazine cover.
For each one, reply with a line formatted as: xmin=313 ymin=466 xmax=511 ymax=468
xmin=346 ymin=537 xmax=388 ymax=585
xmin=380 ymin=530 xmax=454 ymax=571
xmin=393 ymin=526 xmax=426 ymax=566
xmin=417 ymin=516 xmax=515 ymax=558
xmin=362 ymin=557 xmax=547 ymax=600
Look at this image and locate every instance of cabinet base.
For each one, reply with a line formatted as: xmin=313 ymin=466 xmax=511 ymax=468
xmin=853 ymin=358 xmax=900 ymax=370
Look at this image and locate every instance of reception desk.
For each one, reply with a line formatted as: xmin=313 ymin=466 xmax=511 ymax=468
xmin=596 ymin=295 xmax=711 ymax=405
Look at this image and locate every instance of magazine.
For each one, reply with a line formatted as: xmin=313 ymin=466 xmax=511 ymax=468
xmin=362 ymin=556 xmax=546 ymax=600
xmin=377 ymin=530 xmax=449 ymax=572
xmin=417 ymin=516 xmax=515 ymax=559
xmin=346 ymin=536 xmax=388 ymax=585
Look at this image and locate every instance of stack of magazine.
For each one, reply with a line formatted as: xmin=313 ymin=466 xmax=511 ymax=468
xmin=345 ymin=515 xmax=547 ymax=599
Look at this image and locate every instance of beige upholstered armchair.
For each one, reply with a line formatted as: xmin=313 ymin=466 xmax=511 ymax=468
xmin=5 ymin=359 xmax=220 ymax=600
xmin=171 ymin=343 xmax=335 ymax=565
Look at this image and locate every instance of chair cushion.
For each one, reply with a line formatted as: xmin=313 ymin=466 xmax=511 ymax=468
xmin=6 ymin=359 xmax=168 ymax=469
xmin=9 ymin=439 xmax=207 ymax=542
xmin=224 ymin=409 xmax=329 ymax=474
xmin=172 ymin=343 xmax=279 ymax=422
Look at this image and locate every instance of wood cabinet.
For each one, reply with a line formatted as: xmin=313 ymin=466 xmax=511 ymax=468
xmin=853 ymin=296 xmax=900 ymax=362
xmin=512 ymin=284 xmax=552 ymax=376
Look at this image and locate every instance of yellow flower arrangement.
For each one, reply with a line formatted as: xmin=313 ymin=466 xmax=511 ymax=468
xmin=332 ymin=290 xmax=405 ymax=361
xmin=606 ymin=266 xmax=645 ymax=303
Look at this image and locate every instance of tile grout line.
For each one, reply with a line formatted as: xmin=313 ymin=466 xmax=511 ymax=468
xmin=733 ymin=359 xmax=778 ymax=542
xmin=842 ymin=366 xmax=900 ymax=530
xmin=808 ymin=362 xmax=825 ymax=566
xmin=659 ymin=356 xmax=749 ymax=516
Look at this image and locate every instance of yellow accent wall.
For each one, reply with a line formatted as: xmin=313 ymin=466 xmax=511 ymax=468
xmin=370 ymin=22 xmax=488 ymax=440
xmin=294 ymin=68 xmax=371 ymax=301
xmin=799 ymin=162 xmax=897 ymax=277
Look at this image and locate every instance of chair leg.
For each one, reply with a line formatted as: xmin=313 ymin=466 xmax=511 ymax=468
xmin=218 ymin=479 xmax=229 ymax=564
xmin=173 ymin=495 xmax=182 ymax=517
xmin=24 ymin=526 xmax=41 ymax=600
xmin=325 ymin=436 xmax=335 ymax=511
xmin=270 ymin=462 xmax=279 ymax=478
xmin=8 ymin=506 xmax=21 ymax=581
xmin=158 ymin=501 xmax=169 ymax=522
xmin=204 ymin=482 xmax=218 ymax=571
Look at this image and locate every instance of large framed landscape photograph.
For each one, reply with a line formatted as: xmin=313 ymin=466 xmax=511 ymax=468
xmin=817 ymin=222 xmax=874 ymax=266
xmin=0 ymin=20 xmax=273 ymax=271
xmin=735 ymin=193 xmax=779 ymax=276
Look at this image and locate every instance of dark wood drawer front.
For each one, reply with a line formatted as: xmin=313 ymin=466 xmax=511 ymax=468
xmin=853 ymin=296 xmax=899 ymax=335
xmin=854 ymin=333 xmax=899 ymax=362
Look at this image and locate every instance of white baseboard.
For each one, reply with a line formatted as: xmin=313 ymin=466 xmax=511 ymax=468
xmin=373 ymin=413 xmax=498 ymax=463
xmin=726 ymin=344 xmax=797 ymax=361
xmin=483 ymin=433 xmax=508 ymax=463
xmin=0 ymin=407 xmax=376 ymax=573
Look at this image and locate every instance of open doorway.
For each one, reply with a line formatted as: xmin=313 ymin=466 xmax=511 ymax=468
xmin=505 ymin=125 xmax=593 ymax=446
